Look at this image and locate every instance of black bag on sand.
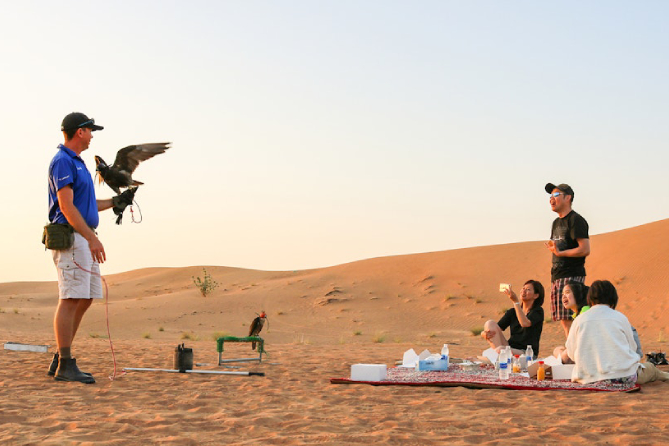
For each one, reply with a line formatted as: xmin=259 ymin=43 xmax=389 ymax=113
xmin=174 ymin=343 xmax=194 ymax=372
xmin=42 ymin=223 xmax=74 ymax=250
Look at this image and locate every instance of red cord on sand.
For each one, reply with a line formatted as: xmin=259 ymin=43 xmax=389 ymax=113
xmin=72 ymin=254 xmax=124 ymax=381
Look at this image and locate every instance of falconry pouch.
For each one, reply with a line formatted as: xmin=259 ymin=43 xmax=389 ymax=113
xmin=42 ymin=223 xmax=74 ymax=250
xmin=173 ymin=343 xmax=193 ymax=372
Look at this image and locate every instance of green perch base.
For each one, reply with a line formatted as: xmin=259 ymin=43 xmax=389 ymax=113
xmin=216 ymin=336 xmax=267 ymax=364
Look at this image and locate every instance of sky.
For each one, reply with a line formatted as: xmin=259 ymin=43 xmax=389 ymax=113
xmin=1 ymin=1 xmax=667 ymax=283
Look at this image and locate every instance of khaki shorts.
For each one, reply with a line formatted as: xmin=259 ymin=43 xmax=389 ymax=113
xmin=52 ymin=232 xmax=103 ymax=299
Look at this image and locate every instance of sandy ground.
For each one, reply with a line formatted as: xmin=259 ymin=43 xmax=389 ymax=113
xmin=1 ymin=219 xmax=668 ymax=445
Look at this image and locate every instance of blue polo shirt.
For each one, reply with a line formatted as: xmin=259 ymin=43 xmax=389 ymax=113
xmin=48 ymin=144 xmax=99 ymax=228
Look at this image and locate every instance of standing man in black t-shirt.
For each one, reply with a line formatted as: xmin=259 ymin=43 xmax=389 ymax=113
xmin=545 ymin=183 xmax=590 ymax=338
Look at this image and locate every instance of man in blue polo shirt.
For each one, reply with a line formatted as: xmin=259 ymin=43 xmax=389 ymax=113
xmin=47 ymin=112 xmax=131 ymax=384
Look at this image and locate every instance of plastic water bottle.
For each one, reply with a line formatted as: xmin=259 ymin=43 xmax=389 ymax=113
xmin=441 ymin=344 xmax=450 ymax=368
xmin=526 ymin=345 xmax=534 ymax=368
xmin=498 ymin=348 xmax=509 ymax=380
xmin=506 ymin=346 xmax=512 ymax=370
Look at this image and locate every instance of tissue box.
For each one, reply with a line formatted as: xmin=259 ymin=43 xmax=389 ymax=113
xmin=551 ymin=364 xmax=575 ymax=380
xmin=417 ymin=358 xmax=449 ymax=371
xmin=351 ymin=364 xmax=387 ymax=381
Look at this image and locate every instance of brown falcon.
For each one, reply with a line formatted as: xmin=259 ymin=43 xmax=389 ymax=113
xmin=94 ymin=142 xmax=170 ymax=194
xmin=248 ymin=311 xmax=267 ymax=350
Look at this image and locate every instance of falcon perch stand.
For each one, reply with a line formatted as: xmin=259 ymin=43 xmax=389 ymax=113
xmin=217 ymin=336 xmax=267 ymax=365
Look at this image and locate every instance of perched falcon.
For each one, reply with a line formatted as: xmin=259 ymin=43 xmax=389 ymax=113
xmin=248 ymin=311 xmax=267 ymax=350
xmin=95 ymin=142 xmax=170 ymax=194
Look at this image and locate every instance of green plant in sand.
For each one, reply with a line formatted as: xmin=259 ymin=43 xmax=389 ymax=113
xmin=181 ymin=331 xmax=199 ymax=341
xmin=211 ymin=331 xmax=230 ymax=340
xmin=470 ymin=326 xmax=483 ymax=336
xmin=372 ymin=333 xmax=385 ymax=343
xmin=192 ymin=268 xmax=219 ymax=297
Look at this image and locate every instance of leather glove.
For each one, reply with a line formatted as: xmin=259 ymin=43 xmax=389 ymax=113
xmin=112 ymin=188 xmax=137 ymax=214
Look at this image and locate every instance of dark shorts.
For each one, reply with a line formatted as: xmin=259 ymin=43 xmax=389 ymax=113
xmin=550 ymin=276 xmax=585 ymax=321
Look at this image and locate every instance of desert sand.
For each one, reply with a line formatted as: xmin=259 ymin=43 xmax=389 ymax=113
xmin=1 ymin=219 xmax=669 ymax=445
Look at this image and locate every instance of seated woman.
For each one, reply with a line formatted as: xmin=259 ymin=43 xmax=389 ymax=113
xmin=552 ymin=281 xmax=590 ymax=363
xmin=591 ymin=279 xmax=643 ymax=358
xmin=481 ymin=280 xmax=544 ymax=357
xmin=565 ymin=280 xmax=668 ymax=385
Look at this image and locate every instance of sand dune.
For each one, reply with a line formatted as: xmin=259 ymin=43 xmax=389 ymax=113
xmin=1 ymin=219 xmax=668 ymax=444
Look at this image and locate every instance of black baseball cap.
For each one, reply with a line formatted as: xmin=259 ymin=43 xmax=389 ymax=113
xmin=545 ymin=183 xmax=574 ymax=197
xmin=61 ymin=112 xmax=104 ymax=132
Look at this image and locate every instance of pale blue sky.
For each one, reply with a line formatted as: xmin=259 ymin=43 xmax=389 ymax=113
xmin=1 ymin=1 xmax=667 ymax=283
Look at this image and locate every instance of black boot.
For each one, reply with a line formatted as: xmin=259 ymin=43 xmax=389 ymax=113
xmin=48 ymin=353 xmax=93 ymax=377
xmin=47 ymin=353 xmax=59 ymax=377
xmin=55 ymin=357 xmax=96 ymax=384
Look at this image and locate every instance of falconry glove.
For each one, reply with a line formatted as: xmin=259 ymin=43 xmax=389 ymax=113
xmin=112 ymin=187 xmax=138 ymax=224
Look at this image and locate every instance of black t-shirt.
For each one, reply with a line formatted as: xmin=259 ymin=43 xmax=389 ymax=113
xmin=498 ymin=306 xmax=544 ymax=356
xmin=550 ymin=210 xmax=589 ymax=281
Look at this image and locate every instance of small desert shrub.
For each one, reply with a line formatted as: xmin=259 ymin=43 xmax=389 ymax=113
xmin=192 ymin=268 xmax=219 ymax=297
xmin=294 ymin=334 xmax=310 ymax=345
xmin=211 ymin=331 xmax=230 ymax=340
xmin=181 ymin=331 xmax=198 ymax=341
xmin=372 ymin=333 xmax=385 ymax=343
xmin=470 ymin=326 xmax=483 ymax=336
xmin=158 ymin=326 xmax=165 ymax=332
xmin=353 ymin=331 xmax=362 ymax=336
xmin=142 ymin=333 xmax=152 ymax=339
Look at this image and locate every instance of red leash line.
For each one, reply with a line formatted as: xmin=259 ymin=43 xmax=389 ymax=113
xmin=72 ymin=254 xmax=124 ymax=381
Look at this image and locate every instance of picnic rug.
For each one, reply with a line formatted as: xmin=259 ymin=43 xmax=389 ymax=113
xmin=331 ymin=364 xmax=640 ymax=393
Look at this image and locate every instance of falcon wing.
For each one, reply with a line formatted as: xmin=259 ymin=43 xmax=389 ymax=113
xmin=249 ymin=317 xmax=261 ymax=337
xmin=112 ymin=142 xmax=171 ymax=174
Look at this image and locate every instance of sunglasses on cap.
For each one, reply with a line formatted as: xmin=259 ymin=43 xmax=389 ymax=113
xmin=76 ymin=119 xmax=95 ymax=129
